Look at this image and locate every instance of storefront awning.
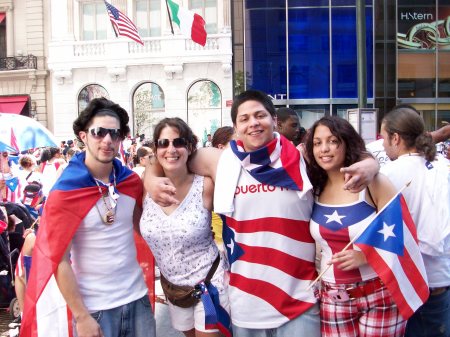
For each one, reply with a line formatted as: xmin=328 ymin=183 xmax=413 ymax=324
xmin=0 ymin=13 xmax=5 ymax=24
xmin=0 ymin=96 xmax=29 ymax=114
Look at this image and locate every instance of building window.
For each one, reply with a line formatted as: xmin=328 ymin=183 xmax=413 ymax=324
xmin=81 ymin=2 xmax=108 ymax=40
xmin=187 ymin=80 xmax=221 ymax=146
xmin=133 ymin=82 xmax=165 ymax=138
xmin=190 ymin=0 xmax=217 ymax=34
xmin=136 ymin=0 xmax=161 ymax=37
xmin=78 ymin=84 xmax=109 ymax=114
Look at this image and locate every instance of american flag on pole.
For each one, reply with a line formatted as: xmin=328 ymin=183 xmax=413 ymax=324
xmin=104 ymin=1 xmax=144 ymax=45
xmin=355 ymin=193 xmax=429 ymax=319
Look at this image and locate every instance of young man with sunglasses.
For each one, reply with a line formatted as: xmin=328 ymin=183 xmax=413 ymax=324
xmin=146 ymin=90 xmax=379 ymax=337
xmin=21 ymin=98 xmax=155 ymax=337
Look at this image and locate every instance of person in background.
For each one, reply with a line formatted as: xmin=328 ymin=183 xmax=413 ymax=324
xmin=14 ymin=223 xmax=38 ymax=324
xmin=0 ymin=151 xmax=18 ymax=202
xmin=379 ymin=105 xmax=450 ymax=337
xmin=18 ymin=155 xmax=41 ymax=185
xmin=276 ymin=107 xmax=301 ymax=143
xmin=39 ymin=147 xmax=65 ymax=197
xmin=204 ymin=134 xmax=213 ymax=147
xmin=306 ymin=116 xmax=406 ymax=336
xmin=132 ymin=146 xmax=153 ymax=178
xmin=18 ymin=155 xmax=43 ymax=218
xmin=211 ymin=127 xmax=234 ymax=150
xmin=210 ymin=126 xmax=235 ymax=247
xmin=21 ymin=97 xmax=156 ymax=337
xmin=56 ymin=148 xmax=79 ymax=179
xmin=140 ymin=118 xmax=229 ymax=337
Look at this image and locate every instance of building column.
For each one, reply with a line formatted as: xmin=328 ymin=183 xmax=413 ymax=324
xmin=51 ymin=0 xmax=69 ymax=41
xmin=6 ymin=6 xmax=14 ymax=57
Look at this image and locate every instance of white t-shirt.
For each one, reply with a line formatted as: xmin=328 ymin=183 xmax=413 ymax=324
xmin=71 ymin=194 xmax=147 ymax=311
xmin=381 ymin=154 xmax=450 ymax=287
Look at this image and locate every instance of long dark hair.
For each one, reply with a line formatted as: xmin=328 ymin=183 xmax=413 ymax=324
xmin=382 ymin=104 xmax=436 ymax=162
xmin=305 ymin=116 xmax=369 ymax=196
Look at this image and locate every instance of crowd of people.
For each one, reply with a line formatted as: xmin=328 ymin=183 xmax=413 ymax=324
xmin=0 ymin=91 xmax=447 ymax=337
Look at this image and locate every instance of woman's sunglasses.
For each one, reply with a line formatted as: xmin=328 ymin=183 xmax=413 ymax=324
xmin=156 ymin=138 xmax=188 ymax=149
xmin=88 ymin=127 xmax=122 ymax=141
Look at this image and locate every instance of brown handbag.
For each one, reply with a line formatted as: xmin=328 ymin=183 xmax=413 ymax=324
xmin=159 ymin=254 xmax=220 ymax=308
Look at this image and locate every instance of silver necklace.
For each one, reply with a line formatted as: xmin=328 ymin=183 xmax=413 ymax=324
xmin=93 ymin=168 xmax=117 ymax=226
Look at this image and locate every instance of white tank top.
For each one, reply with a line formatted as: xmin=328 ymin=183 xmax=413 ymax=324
xmin=71 ymin=194 xmax=147 ymax=311
xmin=140 ymin=175 xmax=226 ymax=293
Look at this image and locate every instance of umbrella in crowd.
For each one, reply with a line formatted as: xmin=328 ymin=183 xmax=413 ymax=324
xmin=0 ymin=113 xmax=58 ymax=152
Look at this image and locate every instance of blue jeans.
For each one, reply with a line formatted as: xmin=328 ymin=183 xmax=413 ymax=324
xmin=81 ymin=295 xmax=156 ymax=337
xmin=405 ymin=287 xmax=450 ymax=337
xmin=232 ymin=303 xmax=320 ymax=337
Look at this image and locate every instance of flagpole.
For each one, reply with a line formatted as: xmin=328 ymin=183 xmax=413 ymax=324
xmin=165 ymin=0 xmax=175 ymax=35
xmin=306 ymin=181 xmax=411 ymax=290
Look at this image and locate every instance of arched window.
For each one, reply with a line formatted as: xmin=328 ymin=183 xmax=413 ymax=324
xmin=78 ymin=84 xmax=109 ymax=114
xmin=187 ymin=80 xmax=221 ymax=146
xmin=133 ymin=82 xmax=165 ymax=138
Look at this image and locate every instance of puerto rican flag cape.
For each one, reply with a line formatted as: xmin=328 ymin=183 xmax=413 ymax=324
xmin=20 ymin=152 xmax=155 ymax=337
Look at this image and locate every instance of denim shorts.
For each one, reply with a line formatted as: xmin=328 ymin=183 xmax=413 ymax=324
xmin=74 ymin=295 xmax=156 ymax=337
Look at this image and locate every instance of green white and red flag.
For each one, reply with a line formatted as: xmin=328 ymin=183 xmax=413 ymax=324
xmin=166 ymin=0 xmax=207 ymax=46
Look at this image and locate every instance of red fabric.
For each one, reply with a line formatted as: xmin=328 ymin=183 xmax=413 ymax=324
xmin=192 ymin=13 xmax=207 ymax=46
xmin=20 ymin=171 xmax=154 ymax=337
xmin=320 ymin=280 xmax=407 ymax=337
xmin=0 ymin=13 xmax=5 ymax=24
xmin=0 ymin=96 xmax=28 ymax=114
xmin=10 ymin=128 xmax=19 ymax=152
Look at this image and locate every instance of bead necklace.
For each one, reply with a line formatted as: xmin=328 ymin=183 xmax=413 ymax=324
xmin=93 ymin=168 xmax=118 ymax=226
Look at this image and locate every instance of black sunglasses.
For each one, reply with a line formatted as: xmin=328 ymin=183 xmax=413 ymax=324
xmin=88 ymin=127 xmax=122 ymax=141
xmin=156 ymin=138 xmax=188 ymax=149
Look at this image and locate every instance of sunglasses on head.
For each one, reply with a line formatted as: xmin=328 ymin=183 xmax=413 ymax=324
xmin=156 ymin=138 xmax=188 ymax=149
xmin=88 ymin=127 xmax=122 ymax=141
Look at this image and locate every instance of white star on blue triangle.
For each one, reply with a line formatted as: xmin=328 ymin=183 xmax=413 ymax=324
xmin=222 ymin=218 xmax=244 ymax=265
xmin=324 ymin=210 xmax=346 ymax=225
xmin=356 ymin=195 xmax=405 ymax=255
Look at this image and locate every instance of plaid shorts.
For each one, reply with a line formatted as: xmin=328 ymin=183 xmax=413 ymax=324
xmin=320 ymin=279 xmax=406 ymax=337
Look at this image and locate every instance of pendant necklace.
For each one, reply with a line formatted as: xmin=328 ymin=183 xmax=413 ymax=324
xmin=93 ymin=168 xmax=118 ymax=226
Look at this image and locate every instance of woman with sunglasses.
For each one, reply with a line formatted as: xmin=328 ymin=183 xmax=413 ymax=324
xmin=140 ymin=118 xmax=229 ymax=337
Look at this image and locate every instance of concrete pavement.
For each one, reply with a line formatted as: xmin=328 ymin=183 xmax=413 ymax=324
xmin=0 ymin=279 xmax=184 ymax=337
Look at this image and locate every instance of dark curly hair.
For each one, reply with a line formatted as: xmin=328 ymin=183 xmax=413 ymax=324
xmin=73 ymin=97 xmax=130 ymax=142
xmin=153 ymin=117 xmax=198 ymax=158
xmin=305 ymin=116 xmax=369 ymax=196
xmin=382 ymin=104 xmax=436 ymax=162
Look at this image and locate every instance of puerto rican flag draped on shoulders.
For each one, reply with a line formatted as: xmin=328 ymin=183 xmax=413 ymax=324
xmin=355 ymin=194 xmax=429 ymax=319
xmin=217 ymin=133 xmax=316 ymax=326
xmin=104 ymin=0 xmax=144 ymax=45
xmin=20 ymin=152 xmax=154 ymax=337
xmin=230 ymin=133 xmax=303 ymax=191
xmin=166 ymin=0 xmax=207 ymax=46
